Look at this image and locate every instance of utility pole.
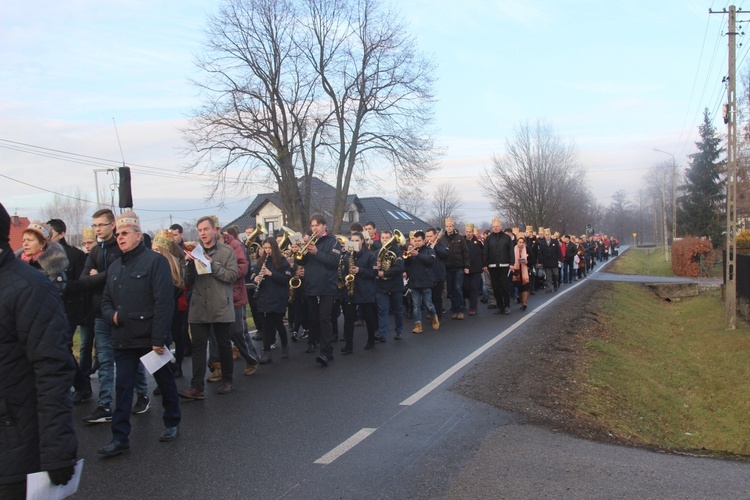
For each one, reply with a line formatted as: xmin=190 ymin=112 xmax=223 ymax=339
xmin=711 ymin=5 xmax=740 ymax=329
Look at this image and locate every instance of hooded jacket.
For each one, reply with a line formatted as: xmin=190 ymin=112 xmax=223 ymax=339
xmin=0 ymin=247 xmax=78 ymax=485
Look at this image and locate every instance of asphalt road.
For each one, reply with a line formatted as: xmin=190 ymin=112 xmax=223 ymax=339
xmin=70 ymin=252 xmax=750 ymax=499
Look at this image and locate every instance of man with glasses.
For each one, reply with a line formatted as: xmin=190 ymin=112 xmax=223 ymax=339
xmin=98 ymin=211 xmax=181 ymax=456
xmin=79 ymin=209 xmax=150 ymax=423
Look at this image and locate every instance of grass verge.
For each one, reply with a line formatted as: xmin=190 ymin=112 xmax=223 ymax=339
xmin=607 ymin=247 xmax=674 ymax=276
xmin=570 ymin=282 xmax=750 ymax=457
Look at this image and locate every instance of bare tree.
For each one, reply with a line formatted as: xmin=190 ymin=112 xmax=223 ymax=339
xmin=39 ymin=188 xmax=92 ymax=246
xmin=482 ymin=120 xmax=590 ymax=231
xmin=303 ymin=0 xmax=438 ymax=232
xmin=428 ymin=183 xmax=462 ymax=228
xmin=182 ymin=0 xmax=320 ymax=231
xmin=396 ymin=184 xmax=425 ymax=219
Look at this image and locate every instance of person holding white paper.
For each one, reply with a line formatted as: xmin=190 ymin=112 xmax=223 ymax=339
xmin=99 ymin=211 xmax=181 ymax=457
xmin=0 ymin=203 xmax=78 ymax=498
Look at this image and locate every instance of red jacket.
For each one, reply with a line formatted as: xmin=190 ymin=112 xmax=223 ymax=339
xmin=224 ymin=233 xmax=249 ymax=308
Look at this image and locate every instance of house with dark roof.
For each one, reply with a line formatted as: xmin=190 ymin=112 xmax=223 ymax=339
xmin=8 ymin=214 xmax=31 ymax=252
xmin=226 ymin=177 xmax=429 ymax=235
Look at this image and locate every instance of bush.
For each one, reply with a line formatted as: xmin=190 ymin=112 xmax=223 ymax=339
xmin=671 ymin=237 xmax=714 ymax=277
xmin=737 ymin=230 xmax=750 ymax=252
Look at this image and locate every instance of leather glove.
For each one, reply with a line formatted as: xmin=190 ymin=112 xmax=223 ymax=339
xmin=48 ymin=465 xmax=75 ymax=485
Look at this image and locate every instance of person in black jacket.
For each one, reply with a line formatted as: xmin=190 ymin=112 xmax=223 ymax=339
xmin=253 ymin=237 xmax=291 ymax=364
xmin=483 ymin=218 xmax=515 ymax=315
xmin=47 ymin=218 xmax=93 ymax=403
xmin=538 ymin=229 xmax=563 ymax=292
xmin=79 ymin=209 xmax=150 ymax=423
xmin=98 ymin=211 xmax=180 ymax=456
xmin=341 ymin=232 xmax=378 ymax=353
xmin=439 ymin=218 xmax=469 ymax=320
xmin=464 ymin=223 xmax=484 ymax=315
xmin=296 ymin=214 xmax=342 ymax=367
xmin=426 ymin=227 xmax=448 ymax=321
xmin=404 ymin=231 xmax=440 ymax=334
xmin=375 ymin=230 xmax=404 ymax=341
xmin=0 ymin=203 xmax=77 ymax=497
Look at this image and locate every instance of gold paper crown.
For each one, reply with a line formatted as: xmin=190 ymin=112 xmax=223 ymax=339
xmin=153 ymin=229 xmax=172 ymax=250
xmin=465 ymin=222 xmax=474 ymax=231
xmin=82 ymin=227 xmax=96 ymax=241
xmin=526 ymin=226 xmax=533 ymax=232
xmin=25 ymin=220 xmax=50 ymax=241
xmin=117 ymin=210 xmax=140 ymax=229
xmin=210 ymin=215 xmax=220 ymax=227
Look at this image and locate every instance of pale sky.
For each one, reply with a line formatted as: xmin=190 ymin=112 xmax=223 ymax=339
xmin=0 ymin=0 xmax=741 ymax=230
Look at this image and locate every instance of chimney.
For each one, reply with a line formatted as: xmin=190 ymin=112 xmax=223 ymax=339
xmin=12 ymin=215 xmax=19 ymax=226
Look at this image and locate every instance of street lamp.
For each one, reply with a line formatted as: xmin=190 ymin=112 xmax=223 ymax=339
xmin=653 ymin=148 xmax=678 ymax=245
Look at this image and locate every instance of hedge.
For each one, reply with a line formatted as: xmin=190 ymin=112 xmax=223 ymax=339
xmin=671 ymin=237 xmax=714 ymax=277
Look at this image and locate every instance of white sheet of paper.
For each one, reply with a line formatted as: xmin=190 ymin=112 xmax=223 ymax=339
xmin=26 ymin=459 xmax=84 ymax=500
xmin=190 ymin=244 xmax=212 ymax=274
xmin=140 ymin=348 xmax=174 ymax=375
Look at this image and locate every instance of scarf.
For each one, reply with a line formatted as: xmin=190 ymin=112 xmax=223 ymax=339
xmin=512 ymin=245 xmax=529 ymax=285
xmin=20 ymin=249 xmax=43 ymax=264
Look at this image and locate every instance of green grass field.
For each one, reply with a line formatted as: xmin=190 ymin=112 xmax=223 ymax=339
xmin=608 ymin=247 xmax=674 ymax=276
xmin=572 ymin=282 xmax=750 ymax=456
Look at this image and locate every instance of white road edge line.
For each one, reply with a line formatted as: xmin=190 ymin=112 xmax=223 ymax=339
xmin=400 ymin=256 xmax=618 ymax=407
xmin=314 ymin=428 xmax=377 ymax=465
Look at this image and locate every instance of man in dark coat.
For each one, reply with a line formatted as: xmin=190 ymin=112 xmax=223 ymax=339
xmin=404 ymin=231 xmax=440 ymax=334
xmin=98 ymin=211 xmax=180 ymax=456
xmin=0 ymin=203 xmax=77 ymax=497
xmin=483 ymin=218 xmax=515 ymax=315
xmin=375 ymin=230 xmax=405 ymax=341
xmin=341 ymin=232 xmax=378 ymax=353
xmin=538 ymin=229 xmax=563 ymax=292
xmin=439 ymin=218 xmax=469 ymax=320
xmin=426 ymin=228 xmax=448 ymax=321
xmin=464 ymin=223 xmax=485 ymax=315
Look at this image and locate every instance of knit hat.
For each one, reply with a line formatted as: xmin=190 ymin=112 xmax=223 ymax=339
xmin=0 ymin=203 xmax=9 ymax=249
xmin=116 ymin=210 xmax=140 ymax=231
xmin=82 ymin=226 xmax=96 ymax=242
xmin=153 ymin=229 xmax=172 ymax=250
xmin=25 ymin=220 xmax=51 ymax=242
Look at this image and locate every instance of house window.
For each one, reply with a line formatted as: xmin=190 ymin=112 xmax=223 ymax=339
xmin=266 ymin=221 xmax=275 ymax=234
xmin=387 ymin=210 xmax=400 ymax=220
xmin=397 ymin=211 xmax=412 ymax=220
xmin=348 ymin=210 xmax=355 ymax=222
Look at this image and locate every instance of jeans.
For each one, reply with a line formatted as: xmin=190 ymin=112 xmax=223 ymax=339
xmin=78 ymin=315 xmax=95 ymax=377
xmin=94 ymin=318 xmax=115 ymax=407
xmin=446 ymin=269 xmax=465 ymax=313
xmin=563 ymin=261 xmax=574 ymax=283
xmin=113 ymin=348 xmax=180 ymax=443
xmin=376 ymin=290 xmax=403 ymax=339
xmin=411 ymin=287 xmax=437 ymax=323
xmin=465 ymin=273 xmax=482 ymax=311
xmin=190 ymin=322 xmax=233 ymax=390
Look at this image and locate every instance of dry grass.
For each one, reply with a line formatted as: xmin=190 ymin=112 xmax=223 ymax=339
xmin=572 ymin=282 xmax=750 ymax=457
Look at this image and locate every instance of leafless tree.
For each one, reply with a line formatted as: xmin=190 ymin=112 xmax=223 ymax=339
xmin=39 ymin=188 xmax=92 ymax=246
xmin=482 ymin=120 xmax=590 ymax=232
xmin=182 ymin=0 xmax=321 ymax=231
xmin=396 ymin=184 xmax=425 ymax=219
xmin=302 ymin=0 xmax=438 ymax=232
xmin=183 ymin=0 xmax=438 ymax=233
xmin=427 ymin=183 xmax=462 ymax=228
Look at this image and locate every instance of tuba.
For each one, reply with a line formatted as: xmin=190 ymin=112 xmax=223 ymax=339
xmin=279 ymin=226 xmax=295 ymax=257
xmin=377 ymin=229 xmax=402 ymax=280
xmin=245 ymin=225 xmax=266 ymax=260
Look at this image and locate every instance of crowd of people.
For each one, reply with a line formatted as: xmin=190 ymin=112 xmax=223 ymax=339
xmin=0 ymin=201 xmax=619 ymax=495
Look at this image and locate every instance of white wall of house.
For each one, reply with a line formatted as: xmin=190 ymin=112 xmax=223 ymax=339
xmin=257 ymin=201 xmax=283 ymax=234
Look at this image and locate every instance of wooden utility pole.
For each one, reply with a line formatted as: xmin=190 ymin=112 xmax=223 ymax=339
xmin=711 ymin=6 xmax=739 ymax=329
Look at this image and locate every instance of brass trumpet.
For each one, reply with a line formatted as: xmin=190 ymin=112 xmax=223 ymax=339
xmin=295 ymin=231 xmax=320 ymax=260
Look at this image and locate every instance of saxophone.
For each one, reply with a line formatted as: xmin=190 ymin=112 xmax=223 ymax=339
xmin=345 ymin=250 xmax=356 ymax=297
xmin=289 ymin=266 xmax=302 ymax=303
